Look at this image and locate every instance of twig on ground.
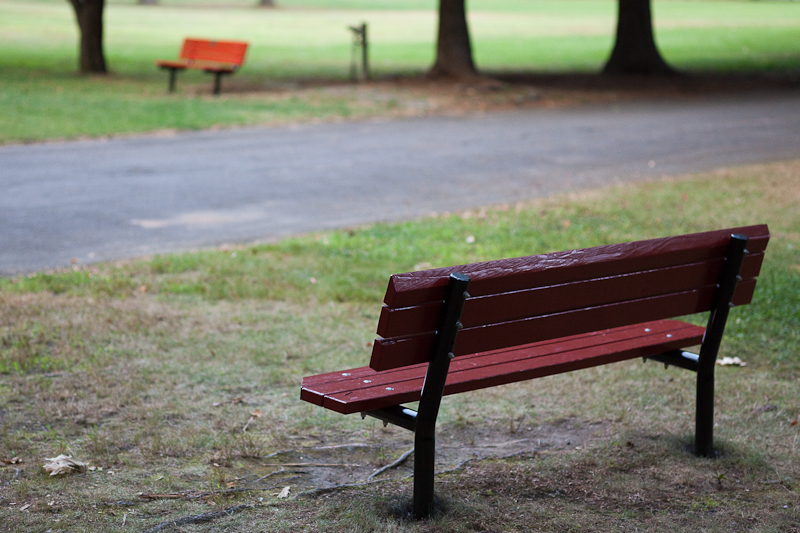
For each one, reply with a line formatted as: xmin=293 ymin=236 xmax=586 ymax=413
xmin=138 ymin=476 xmax=303 ymax=502
xmin=252 ymin=468 xmax=286 ymax=484
xmin=294 ymin=476 xmax=406 ymax=500
xmin=261 ymin=449 xmax=294 ymax=460
xmin=261 ymin=462 xmax=361 ymax=467
xmin=139 ymin=504 xmax=252 ymax=533
xmin=310 ymin=443 xmax=372 ymax=450
xmin=367 ymin=448 xmax=414 ymax=481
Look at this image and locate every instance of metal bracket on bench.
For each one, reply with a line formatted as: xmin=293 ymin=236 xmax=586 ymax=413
xmin=362 ymin=405 xmax=417 ymax=432
xmin=644 ymin=350 xmax=700 ymax=372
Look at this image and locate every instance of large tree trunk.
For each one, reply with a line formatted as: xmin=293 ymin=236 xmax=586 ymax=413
xmin=429 ymin=0 xmax=476 ymax=79
xmin=603 ymin=0 xmax=671 ymax=75
xmin=68 ymin=0 xmax=107 ymax=74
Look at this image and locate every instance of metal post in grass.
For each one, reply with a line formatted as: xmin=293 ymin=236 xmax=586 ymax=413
xmin=414 ymin=272 xmax=470 ymax=519
xmin=348 ymin=23 xmax=369 ymax=82
xmin=695 ymin=233 xmax=749 ymax=457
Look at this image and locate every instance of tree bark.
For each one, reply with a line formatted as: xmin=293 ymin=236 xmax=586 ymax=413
xmin=603 ymin=0 xmax=671 ymax=75
xmin=429 ymin=0 xmax=477 ymax=79
xmin=68 ymin=0 xmax=107 ymax=74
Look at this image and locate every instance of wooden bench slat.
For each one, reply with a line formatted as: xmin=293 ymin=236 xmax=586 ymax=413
xmin=306 ymin=320 xmax=704 ymax=414
xmin=383 ymin=225 xmax=769 ymax=308
xmin=305 ymin=320 xmax=687 ymax=400
xmin=371 ymin=280 xmax=756 ymax=371
xmin=180 ymin=38 xmax=248 ymax=64
xmin=377 ymin=253 xmax=765 ymax=339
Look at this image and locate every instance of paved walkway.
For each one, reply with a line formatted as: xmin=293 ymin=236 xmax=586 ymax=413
xmin=2 ymin=91 xmax=800 ymax=274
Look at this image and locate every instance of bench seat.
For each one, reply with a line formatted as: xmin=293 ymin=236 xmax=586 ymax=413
xmin=302 ymin=319 xmax=705 ymax=414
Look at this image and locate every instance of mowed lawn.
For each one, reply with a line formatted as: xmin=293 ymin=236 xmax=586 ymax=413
xmin=1 ymin=0 xmax=799 ymax=142
xmin=1 ymin=159 xmax=799 ymax=532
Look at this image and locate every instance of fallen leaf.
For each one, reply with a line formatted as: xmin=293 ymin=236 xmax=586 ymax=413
xmin=43 ymin=455 xmax=88 ymax=476
xmin=1 ymin=457 xmax=22 ymax=466
xmin=251 ymin=409 xmax=262 ymax=418
xmin=791 ymin=419 xmax=798 ymax=427
xmin=716 ymin=356 xmax=746 ymax=367
xmin=226 ymin=481 xmax=236 ymax=489
xmin=278 ymin=486 xmax=291 ymax=499
xmin=19 ymin=503 xmax=31 ymax=511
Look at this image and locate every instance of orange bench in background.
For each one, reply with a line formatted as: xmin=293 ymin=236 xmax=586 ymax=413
xmin=155 ymin=38 xmax=248 ymax=95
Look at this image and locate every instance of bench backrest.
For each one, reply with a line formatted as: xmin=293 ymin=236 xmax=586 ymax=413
xmin=370 ymin=225 xmax=769 ymax=372
xmin=180 ymin=38 xmax=248 ymax=65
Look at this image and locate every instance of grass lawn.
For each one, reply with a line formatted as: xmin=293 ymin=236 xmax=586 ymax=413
xmin=1 ymin=160 xmax=798 ymax=531
xmin=1 ymin=0 xmax=799 ymax=143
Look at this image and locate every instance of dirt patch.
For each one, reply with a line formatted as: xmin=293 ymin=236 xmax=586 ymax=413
xmin=226 ymin=70 xmax=800 ymax=120
xmin=254 ymin=418 xmax=610 ymax=494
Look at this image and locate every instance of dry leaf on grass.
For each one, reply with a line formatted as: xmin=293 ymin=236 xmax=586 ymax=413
xmin=717 ymin=356 xmax=747 ymax=367
xmin=43 ymin=455 xmax=88 ymax=476
xmin=1 ymin=457 xmax=22 ymax=466
xmin=277 ymin=486 xmax=291 ymax=499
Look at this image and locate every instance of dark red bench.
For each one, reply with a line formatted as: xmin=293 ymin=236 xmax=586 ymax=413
xmin=155 ymin=38 xmax=248 ymax=95
xmin=301 ymin=225 xmax=769 ymax=518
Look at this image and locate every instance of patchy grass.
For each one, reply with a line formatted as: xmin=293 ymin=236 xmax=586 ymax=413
xmin=1 ymin=160 xmax=799 ymax=531
xmin=1 ymin=0 xmax=800 ymax=143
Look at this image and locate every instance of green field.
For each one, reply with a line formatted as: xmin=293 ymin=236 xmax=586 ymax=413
xmin=1 ymin=0 xmax=799 ymax=143
xmin=1 ymin=160 xmax=799 ymax=531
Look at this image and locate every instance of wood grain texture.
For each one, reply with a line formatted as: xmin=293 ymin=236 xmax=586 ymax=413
xmin=377 ymin=254 xmax=765 ymax=339
xmin=370 ymin=279 xmax=756 ymax=371
xmin=302 ymin=320 xmax=705 ymax=414
xmin=383 ymin=225 xmax=768 ymax=308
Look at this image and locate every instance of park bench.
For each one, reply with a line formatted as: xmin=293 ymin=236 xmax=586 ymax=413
xmin=155 ymin=38 xmax=248 ymax=95
xmin=301 ymin=224 xmax=769 ymax=518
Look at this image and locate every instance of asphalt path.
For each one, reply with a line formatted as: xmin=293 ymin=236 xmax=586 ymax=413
xmin=2 ymin=91 xmax=800 ymax=274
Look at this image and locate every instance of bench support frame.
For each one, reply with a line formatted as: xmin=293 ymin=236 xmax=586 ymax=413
xmin=362 ymin=272 xmax=470 ymax=518
xmin=695 ymin=233 xmax=749 ymax=457
xmin=413 ymin=272 xmax=470 ymax=518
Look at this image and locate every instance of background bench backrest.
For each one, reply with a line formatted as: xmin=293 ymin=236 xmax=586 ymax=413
xmin=180 ymin=38 xmax=248 ymax=65
xmin=369 ymin=225 xmax=769 ymax=372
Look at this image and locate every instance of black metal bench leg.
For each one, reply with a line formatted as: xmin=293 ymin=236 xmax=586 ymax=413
xmin=213 ymin=72 xmax=223 ymax=95
xmin=413 ymin=272 xmax=470 ymax=519
xmin=168 ymin=68 xmax=178 ymax=93
xmin=695 ymin=234 xmax=749 ymax=457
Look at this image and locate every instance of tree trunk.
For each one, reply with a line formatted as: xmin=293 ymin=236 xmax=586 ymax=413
xmin=429 ymin=0 xmax=476 ymax=79
xmin=603 ymin=0 xmax=671 ymax=75
xmin=69 ymin=0 xmax=107 ymax=74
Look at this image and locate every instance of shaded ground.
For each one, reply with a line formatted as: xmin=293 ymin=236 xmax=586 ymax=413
xmin=227 ymin=70 xmax=800 ymax=116
xmin=248 ymin=418 xmax=610 ymax=495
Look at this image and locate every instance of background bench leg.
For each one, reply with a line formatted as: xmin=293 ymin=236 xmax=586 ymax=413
xmin=695 ymin=233 xmax=749 ymax=457
xmin=168 ymin=68 xmax=178 ymax=93
xmin=213 ymin=72 xmax=223 ymax=95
